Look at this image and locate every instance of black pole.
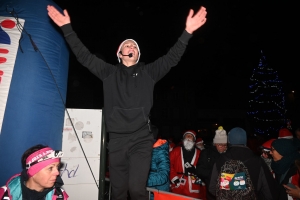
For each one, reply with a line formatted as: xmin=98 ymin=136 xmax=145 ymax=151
xmin=98 ymin=109 xmax=107 ymax=200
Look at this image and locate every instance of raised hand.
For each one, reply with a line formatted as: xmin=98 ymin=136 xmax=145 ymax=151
xmin=47 ymin=5 xmax=71 ymax=27
xmin=185 ymin=6 xmax=207 ymax=34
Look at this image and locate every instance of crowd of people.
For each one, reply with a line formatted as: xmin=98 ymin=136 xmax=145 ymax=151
xmin=161 ymin=126 xmax=300 ymax=200
xmin=1 ymin=126 xmax=300 ymax=200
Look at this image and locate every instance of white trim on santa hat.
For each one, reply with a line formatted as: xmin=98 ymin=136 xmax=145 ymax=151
xmin=196 ymin=138 xmax=203 ymax=144
xmin=278 ymin=135 xmax=293 ymax=139
xmin=183 ymin=131 xmax=196 ymax=140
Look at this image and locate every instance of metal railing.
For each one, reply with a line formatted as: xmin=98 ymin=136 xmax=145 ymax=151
xmin=104 ymin=178 xmax=202 ymax=200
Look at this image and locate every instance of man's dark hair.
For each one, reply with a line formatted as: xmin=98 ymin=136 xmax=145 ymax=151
xmin=21 ymin=144 xmax=48 ymax=169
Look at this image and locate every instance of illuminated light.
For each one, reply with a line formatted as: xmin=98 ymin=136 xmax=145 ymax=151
xmin=248 ymin=50 xmax=286 ymax=135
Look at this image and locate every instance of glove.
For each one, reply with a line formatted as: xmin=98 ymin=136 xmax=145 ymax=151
xmin=185 ymin=164 xmax=196 ymax=176
xmin=174 ymin=178 xmax=180 ymax=185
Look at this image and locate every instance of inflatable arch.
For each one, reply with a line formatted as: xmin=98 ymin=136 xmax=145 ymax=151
xmin=0 ymin=0 xmax=69 ymax=184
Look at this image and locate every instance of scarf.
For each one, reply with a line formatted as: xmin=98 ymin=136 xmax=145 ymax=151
xmin=182 ymin=146 xmax=195 ymax=165
xmin=261 ymin=156 xmax=272 ymax=172
xmin=271 ymin=151 xmax=300 ymax=174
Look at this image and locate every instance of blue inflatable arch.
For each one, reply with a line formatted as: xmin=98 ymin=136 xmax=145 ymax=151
xmin=0 ymin=0 xmax=69 ymax=184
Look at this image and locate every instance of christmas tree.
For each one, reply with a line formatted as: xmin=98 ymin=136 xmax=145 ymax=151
xmin=248 ymin=51 xmax=286 ymax=137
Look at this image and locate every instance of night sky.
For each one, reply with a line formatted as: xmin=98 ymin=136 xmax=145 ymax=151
xmin=52 ymin=0 xmax=299 ymax=122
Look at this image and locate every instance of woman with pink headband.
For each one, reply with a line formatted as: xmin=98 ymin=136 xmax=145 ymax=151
xmin=0 ymin=144 xmax=68 ymax=200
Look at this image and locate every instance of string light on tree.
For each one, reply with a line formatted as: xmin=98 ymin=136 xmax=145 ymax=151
xmin=248 ymin=50 xmax=286 ymax=136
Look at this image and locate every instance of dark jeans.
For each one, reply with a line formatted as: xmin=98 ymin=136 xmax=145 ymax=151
xmin=108 ymin=126 xmax=153 ymax=200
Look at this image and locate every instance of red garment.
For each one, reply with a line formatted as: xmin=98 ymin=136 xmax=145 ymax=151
xmin=170 ymin=146 xmax=206 ymax=199
xmin=287 ymin=171 xmax=300 ymax=200
xmin=274 ymin=167 xmax=300 ymax=200
xmin=153 ymin=191 xmax=194 ymax=200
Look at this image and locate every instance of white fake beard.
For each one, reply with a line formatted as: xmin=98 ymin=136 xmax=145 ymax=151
xmin=183 ymin=139 xmax=195 ymax=151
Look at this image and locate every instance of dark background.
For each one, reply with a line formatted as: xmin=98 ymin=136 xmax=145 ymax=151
xmin=52 ymin=0 xmax=299 ymax=140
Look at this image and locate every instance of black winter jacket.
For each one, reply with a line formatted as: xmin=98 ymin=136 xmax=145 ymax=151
xmin=208 ymin=145 xmax=279 ymax=200
xmin=196 ymin=146 xmax=223 ymax=184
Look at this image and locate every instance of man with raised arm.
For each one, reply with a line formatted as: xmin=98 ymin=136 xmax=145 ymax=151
xmin=47 ymin=5 xmax=207 ymax=200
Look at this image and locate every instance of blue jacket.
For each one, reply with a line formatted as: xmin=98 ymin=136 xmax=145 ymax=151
xmin=147 ymin=139 xmax=170 ymax=199
xmin=0 ymin=174 xmax=68 ymax=200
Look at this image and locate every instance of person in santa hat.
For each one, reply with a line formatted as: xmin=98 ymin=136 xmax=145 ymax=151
xmin=170 ymin=130 xmax=206 ymax=199
xmin=278 ymin=128 xmax=293 ymax=139
xmin=47 ymin=4 xmax=207 ymax=200
xmin=195 ymin=138 xmax=205 ymax=150
xmin=260 ymin=138 xmax=276 ymax=173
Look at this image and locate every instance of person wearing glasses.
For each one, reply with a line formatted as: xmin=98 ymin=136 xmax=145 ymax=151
xmin=196 ymin=126 xmax=228 ymax=200
xmin=0 ymin=144 xmax=68 ymax=200
xmin=260 ymin=138 xmax=276 ymax=173
xmin=270 ymin=139 xmax=300 ymax=200
xmin=208 ymin=127 xmax=279 ymax=200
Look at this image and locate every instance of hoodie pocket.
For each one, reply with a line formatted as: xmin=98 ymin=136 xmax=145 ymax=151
xmin=107 ymin=107 xmax=147 ymax=133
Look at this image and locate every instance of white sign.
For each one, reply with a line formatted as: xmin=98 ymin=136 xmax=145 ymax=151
xmin=61 ymin=109 xmax=102 ymax=199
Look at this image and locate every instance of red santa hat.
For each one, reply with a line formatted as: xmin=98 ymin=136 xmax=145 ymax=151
xmin=196 ymin=138 xmax=204 ymax=144
xmin=278 ymin=128 xmax=293 ymax=139
xmin=182 ymin=130 xmax=196 ymax=141
xmin=260 ymin=138 xmax=276 ymax=151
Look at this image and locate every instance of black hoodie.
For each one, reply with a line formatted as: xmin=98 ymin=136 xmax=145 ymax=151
xmin=61 ymin=24 xmax=192 ymax=134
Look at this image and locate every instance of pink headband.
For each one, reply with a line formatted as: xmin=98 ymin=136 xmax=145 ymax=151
xmin=26 ymin=147 xmax=63 ymax=177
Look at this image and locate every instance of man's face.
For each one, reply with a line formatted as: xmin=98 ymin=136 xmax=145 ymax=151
xmin=261 ymin=149 xmax=271 ymax=159
xmin=184 ymin=133 xmax=195 ymax=141
xmin=120 ymin=40 xmax=139 ymax=63
xmin=296 ymin=131 xmax=300 ymax=140
xmin=183 ymin=134 xmax=195 ymax=151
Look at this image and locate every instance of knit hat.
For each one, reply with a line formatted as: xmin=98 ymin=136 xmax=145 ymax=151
xmin=183 ymin=130 xmax=196 ymax=141
xmin=271 ymin=139 xmax=300 ymax=174
xmin=278 ymin=128 xmax=293 ymax=139
xmin=228 ymin=127 xmax=247 ymax=145
xmin=260 ymin=138 xmax=276 ymax=151
xmin=196 ymin=138 xmax=204 ymax=144
xmin=116 ymin=39 xmax=141 ymax=63
xmin=272 ymin=139 xmax=298 ymax=157
xmin=213 ymin=126 xmax=227 ymax=144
